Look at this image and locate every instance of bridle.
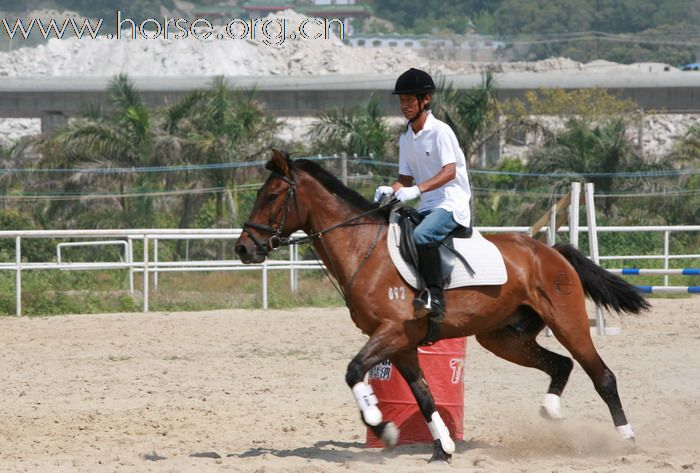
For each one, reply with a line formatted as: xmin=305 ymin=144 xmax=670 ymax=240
xmin=241 ymin=169 xmax=395 ymax=309
xmin=242 ymin=171 xmax=398 ymax=256
xmin=242 ymin=172 xmax=297 ymax=256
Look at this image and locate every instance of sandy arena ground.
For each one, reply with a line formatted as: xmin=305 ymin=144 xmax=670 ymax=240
xmin=0 ymin=298 xmax=698 ymax=472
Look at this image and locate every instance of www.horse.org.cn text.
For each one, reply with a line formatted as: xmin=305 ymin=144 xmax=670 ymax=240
xmin=0 ymin=10 xmax=346 ymax=47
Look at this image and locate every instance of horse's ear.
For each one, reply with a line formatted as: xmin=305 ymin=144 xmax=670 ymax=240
xmin=265 ymin=149 xmax=292 ymax=177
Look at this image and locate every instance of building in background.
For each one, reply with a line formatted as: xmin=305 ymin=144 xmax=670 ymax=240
xmin=344 ymin=33 xmax=505 ymax=61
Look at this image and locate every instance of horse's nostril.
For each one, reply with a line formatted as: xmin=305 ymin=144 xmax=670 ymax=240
xmin=235 ymin=244 xmax=247 ymax=256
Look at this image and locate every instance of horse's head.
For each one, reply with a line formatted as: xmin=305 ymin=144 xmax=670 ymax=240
xmin=235 ymin=149 xmax=305 ymax=264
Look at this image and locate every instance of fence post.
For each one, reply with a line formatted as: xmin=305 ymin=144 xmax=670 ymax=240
xmin=127 ymin=237 xmax=134 ymax=295
xmin=341 ymin=152 xmax=348 ymax=186
xmin=664 ymin=231 xmax=670 ymax=287
xmin=143 ymin=236 xmax=149 ymax=312
xmin=290 ymin=244 xmax=298 ymax=293
xmin=15 ymin=236 xmax=21 ymax=316
xmin=153 ymin=238 xmax=159 ymax=290
xmin=547 ymin=203 xmax=557 ymax=246
xmin=585 ymin=183 xmax=606 ymax=335
xmin=569 ymin=182 xmax=581 ymax=247
xmin=262 ymin=261 xmax=268 ymax=309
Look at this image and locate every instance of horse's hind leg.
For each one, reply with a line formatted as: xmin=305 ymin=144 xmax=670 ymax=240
xmin=476 ymin=310 xmax=574 ymax=420
xmin=545 ymin=309 xmax=635 ymax=440
xmin=392 ymin=351 xmax=455 ymax=463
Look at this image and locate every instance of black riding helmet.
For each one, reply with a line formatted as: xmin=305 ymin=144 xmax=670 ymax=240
xmin=394 ymin=68 xmax=435 ymax=127
xmin=392 ymin=68 xmax=436 ymax=95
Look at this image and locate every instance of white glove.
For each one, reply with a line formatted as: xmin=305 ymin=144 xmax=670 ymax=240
xmin=395 ymin=185 xmax=421 ymax=202
xmin=373 ymin=185 xmax=394 ymax=202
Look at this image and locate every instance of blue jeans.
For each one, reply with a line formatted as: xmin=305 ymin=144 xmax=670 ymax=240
xmin=413 ymin=208 xmax=459 ymax=245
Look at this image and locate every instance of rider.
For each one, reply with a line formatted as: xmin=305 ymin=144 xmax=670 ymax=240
xmin=374 ymin=67 xmax=472 ymax=321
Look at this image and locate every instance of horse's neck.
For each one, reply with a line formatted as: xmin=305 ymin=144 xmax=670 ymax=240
xmin=303 ymin=189 xmax=384 ymax=288
xmin=310 ymin=224 xmax=382 ymax=286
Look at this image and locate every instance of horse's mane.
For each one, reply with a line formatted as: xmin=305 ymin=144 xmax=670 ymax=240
xmin=291 ymin=159 xmax=389 ymax=220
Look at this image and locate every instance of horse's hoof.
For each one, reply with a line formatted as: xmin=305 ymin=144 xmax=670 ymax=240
xmin=616 ymin=423 xmax=635 ymax=440
xmin=540 ymin=393 xmax=564 ymax=420
xmin=380 ymin=421 xmax=400 ymax=449
xmin=539 ymin=405 xmax=564 ymax=421
xmin=429 ymin=439 xmax=452 ymax=464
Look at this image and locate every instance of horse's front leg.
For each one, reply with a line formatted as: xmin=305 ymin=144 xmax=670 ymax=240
xmin=392 ymin=351 xmax=455 ymax=463
xmin=345 ymin=324 xmax=403 ymax=448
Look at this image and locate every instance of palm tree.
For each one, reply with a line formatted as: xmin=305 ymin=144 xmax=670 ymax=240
xmin=308 ymin=94 xmax=393 ymax=159
xmin=429 ymin=70 xmax=501 ymax=225
xmin=33 ymin=74 xmax=157 ymax=227
xmin=0 ymin=141 xmax=17 ymax=211
xmin=526 ymin=117 xmax=654 ymax=216
xmin=172 ymin=77 xmax=278 ymax=228
xmin=431 ymin=70 xmax=500 ymax=164
xmin=651 ymin=124 xmax=700 ymax=224
xmin=159 ymin=77 xmax=278 ymax=257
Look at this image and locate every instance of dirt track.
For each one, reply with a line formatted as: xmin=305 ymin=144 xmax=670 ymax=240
xmin=0 ymin=299 xmax=698 ymax=472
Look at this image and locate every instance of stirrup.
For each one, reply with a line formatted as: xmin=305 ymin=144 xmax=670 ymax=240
xmin=413 ymin=289 xmax=444 ymax=319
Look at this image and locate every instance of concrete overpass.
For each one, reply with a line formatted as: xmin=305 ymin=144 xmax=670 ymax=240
xmin=2 ymin=71 xmax=700 ymax=133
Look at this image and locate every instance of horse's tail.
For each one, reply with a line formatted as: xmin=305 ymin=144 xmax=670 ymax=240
xmin=554 ymin=243 xmax=651 ymax=314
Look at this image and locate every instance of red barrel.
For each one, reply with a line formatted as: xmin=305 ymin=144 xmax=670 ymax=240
xmin=366 ymin=337 xmax=466 ymax=447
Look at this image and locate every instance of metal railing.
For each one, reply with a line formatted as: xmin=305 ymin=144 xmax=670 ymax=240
xmin=0 ymin=229 xmax=320 ymax=315
xmin=1 ymin=225 xmax=699 ymax=316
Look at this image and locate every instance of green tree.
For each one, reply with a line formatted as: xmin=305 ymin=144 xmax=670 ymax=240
xmin=654 ymin=125 xmax=700 ymax=224
xmin=490 ymin=0 xmax=696 ymax=63
xmin=431 ymin=70 xmax=500 ymax=164
xmin=0 ymin=142 xmax=18 ymax=211
xmin=308 ymin=94 xmax=393 ymax=159
xmin=493 ymin=0 xmax=594 ymax=36
xmin=526 ymin=117 xmax=651 ymax=216
xmin=34 ymin=74 xmax=157 ymax=227
xmin=371 ymin=0 xmax=480 ymax=34
xmin=161 ymin=77 xmax=278 ymax=255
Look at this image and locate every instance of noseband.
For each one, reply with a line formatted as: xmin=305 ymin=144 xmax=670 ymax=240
xmin=242 ymin=172 xmax=297 ymax=255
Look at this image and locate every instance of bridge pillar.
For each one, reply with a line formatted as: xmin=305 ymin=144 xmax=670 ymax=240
xmin=41 ymin=111 xmax=68 ymax=135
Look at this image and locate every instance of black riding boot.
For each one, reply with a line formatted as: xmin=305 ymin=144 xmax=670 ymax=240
xmin=413 ymin=242 xmax=445 ymax=320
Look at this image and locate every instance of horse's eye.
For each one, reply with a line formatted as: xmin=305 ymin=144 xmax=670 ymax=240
xmin=267 ymin=194 xmax=279 ymax=202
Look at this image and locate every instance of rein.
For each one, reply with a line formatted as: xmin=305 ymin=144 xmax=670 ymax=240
xmin=283 ymin=204 xmax=392 ymax=246
xmin=241 ymin=172 xmax=394 ymax=308
xmin=243 ymin=172 xmax=394 ymax=250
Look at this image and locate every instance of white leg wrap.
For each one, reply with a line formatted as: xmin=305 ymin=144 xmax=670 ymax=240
xmin=427 ymin=412 xmax=455 ymax=454
xmin=352 ymin=382 xmax=382 ymax=426
xmin=616 ymin=423 xmax=635 ymax=440
xmin=541 ymin=393 xmax=563 ymax=419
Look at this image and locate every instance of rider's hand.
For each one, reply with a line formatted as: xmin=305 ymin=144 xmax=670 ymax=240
xmin=395 ymin=185 xmax=421 ymax=202
xmin=373 ymin=185 xmax=394 ymax=203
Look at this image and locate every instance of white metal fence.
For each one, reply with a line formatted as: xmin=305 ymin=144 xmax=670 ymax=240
xmin=1 ymin=225 xmax=699 ymax=317
xmin=0 ymin=229 xmax=317 ymax=315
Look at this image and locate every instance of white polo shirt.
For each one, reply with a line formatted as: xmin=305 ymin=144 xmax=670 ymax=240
xmin=398 ymin=111 xmax=472 ymax=227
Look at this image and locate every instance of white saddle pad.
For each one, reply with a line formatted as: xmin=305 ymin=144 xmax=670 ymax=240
xmin=387 ymin=223 xmax=508 ymax=290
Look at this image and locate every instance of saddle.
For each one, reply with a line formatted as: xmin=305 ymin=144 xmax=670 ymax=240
xmin=387 ymin=207 xmax=508 ymax=290
xmin=389 ymin=205 xmax=508 ymax=346
xmin=395 ymin=206 xmax=474 ymax=285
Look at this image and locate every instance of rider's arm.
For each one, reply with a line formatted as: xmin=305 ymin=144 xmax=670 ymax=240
xmin=392 ymin=175 xmax=413 ymax=192
xmin=415 ymin=163 xmax=456 ymax=193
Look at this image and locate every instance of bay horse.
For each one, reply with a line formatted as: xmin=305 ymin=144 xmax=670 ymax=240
xmin=234 ymin=150 xmax=649 ymax=463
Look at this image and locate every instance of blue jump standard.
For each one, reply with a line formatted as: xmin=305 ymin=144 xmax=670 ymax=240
xmin=621 ymin=268 xmax=700 ymax=275
xmin=636 ymin=286 xmax=700 ymax=294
